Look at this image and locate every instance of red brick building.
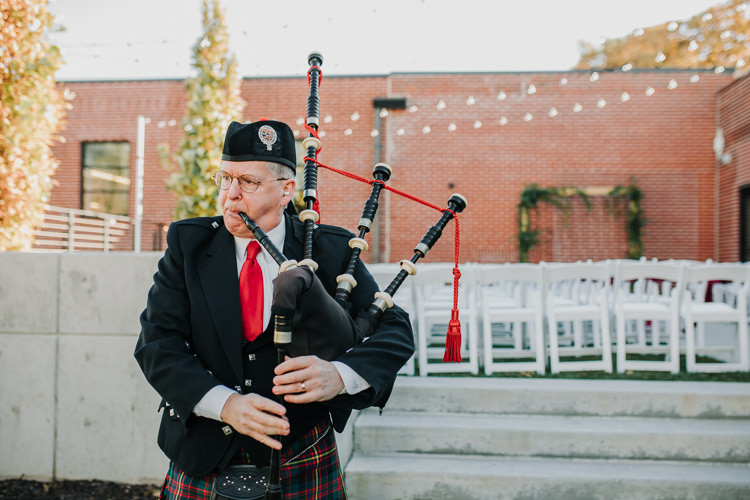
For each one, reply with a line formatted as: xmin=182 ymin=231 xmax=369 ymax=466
xmin=49 ymin=69 xmax=749 ymax=263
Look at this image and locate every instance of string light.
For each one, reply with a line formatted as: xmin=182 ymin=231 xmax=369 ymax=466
xmin=137 ymin=72 xmax=722 ymax=139
xmin=119 ymin=70 xmax=727 ymax=141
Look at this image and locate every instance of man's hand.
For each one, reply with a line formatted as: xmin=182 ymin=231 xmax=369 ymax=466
xmin=272 ymin=355 xmax=345 ymax=404
xmin=220 ymin=393 xmax=289 ymax=450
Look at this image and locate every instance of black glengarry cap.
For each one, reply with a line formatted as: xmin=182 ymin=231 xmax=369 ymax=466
xmin=221 ymin=120 xmax=296 ymax=173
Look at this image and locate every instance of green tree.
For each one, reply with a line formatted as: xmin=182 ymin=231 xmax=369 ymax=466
xmin=576 ymin=0 xmax=749 ymax=72
xmin=0 ymin=0 xmax=68 ymax=250
xmin=162 ymin=0 xmax=244 ymax=219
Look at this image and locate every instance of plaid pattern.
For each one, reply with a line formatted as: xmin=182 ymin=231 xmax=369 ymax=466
xmin=279 ymin=420 xmax=346 ymax=500
xmin=160 ymin=421 xmax=346 ymax=500
xmin=160 ymin=462 xmax=214 ymax=500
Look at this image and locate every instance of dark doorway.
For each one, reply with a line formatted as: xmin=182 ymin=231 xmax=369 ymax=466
xmin=741 ymin=185 xmax=750 ymax=262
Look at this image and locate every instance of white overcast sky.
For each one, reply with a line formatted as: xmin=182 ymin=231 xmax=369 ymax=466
xmin=48 ymin=0 xmax=727 ymax=80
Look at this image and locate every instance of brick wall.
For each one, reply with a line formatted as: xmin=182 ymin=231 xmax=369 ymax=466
xmin=51 ymin=69 xmax=742 ymax=262
xmin=717 ymin=74 xmax=750 ymax=262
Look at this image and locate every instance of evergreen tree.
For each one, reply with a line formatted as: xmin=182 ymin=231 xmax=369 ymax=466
xmin=0 ymin=0 xmax=68 ymax=250
xmin=163 ymin=0 xmax=244 ymax=219
xmin=576 ymin=0 xmax=749 ymax=72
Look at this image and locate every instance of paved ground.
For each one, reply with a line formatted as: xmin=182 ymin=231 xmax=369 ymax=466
xmin=0 ymin=479 xmax=160 ymax=499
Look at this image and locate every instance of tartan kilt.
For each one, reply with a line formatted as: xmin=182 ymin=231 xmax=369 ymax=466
xmin=160 ymin=420 xmax=346 ymax=500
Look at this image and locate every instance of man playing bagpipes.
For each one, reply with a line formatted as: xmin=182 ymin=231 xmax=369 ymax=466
xmin=134 ymin=118 xmax=415 ymax=499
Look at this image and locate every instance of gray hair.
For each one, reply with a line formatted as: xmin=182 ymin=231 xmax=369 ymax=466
xmin=265 ymin=162 xmax=295 ymax=180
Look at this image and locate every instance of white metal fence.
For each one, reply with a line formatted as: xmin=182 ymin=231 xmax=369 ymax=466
xmin=32 ymin=205 xmax=132 ymax=251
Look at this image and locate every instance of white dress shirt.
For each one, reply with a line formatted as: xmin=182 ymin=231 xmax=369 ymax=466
xmin=193 ymin=218 xmax=370 ymax=421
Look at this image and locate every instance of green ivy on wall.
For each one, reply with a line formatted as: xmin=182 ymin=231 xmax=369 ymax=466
xmin=517 ymin=179 xmax=645 ymax=262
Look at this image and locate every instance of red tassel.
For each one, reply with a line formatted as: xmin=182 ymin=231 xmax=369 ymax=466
xmin=443 ymin=309 xmax=462 ymax=363
xmin=313 ymin=199 xmax=321 ymax=223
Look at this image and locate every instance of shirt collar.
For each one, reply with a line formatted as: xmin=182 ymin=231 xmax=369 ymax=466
xmin=233 ymin=218 xmax=286 ymax=261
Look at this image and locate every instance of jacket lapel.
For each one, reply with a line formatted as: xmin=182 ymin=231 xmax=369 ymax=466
xmin=197 ymin=220 xmax=244 ymax=383
xmin=283 ymin=213 xmax=305 ymax=260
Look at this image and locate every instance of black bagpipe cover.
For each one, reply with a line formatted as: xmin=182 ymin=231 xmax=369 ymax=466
xmin=271 ymin=266 xmax=362 ymax=360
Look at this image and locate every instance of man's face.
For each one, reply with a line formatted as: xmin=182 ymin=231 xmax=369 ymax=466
xmin=218 ymin=161 xmax=295 ymax=237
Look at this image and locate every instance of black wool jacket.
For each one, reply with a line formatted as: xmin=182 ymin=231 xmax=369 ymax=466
xmin=134 ymin=213 xmax=414 ymax=476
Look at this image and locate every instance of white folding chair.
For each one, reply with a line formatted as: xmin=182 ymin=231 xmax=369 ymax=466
xmin=367 ymin=262 xmax=417 ymax=375
xmin=414 ymin=263 xmax=479 ymax=375
xmin=479 ymin=263 xmax=546 ymax=375
xmin=682 ymin=263 xmax=750 ymax=372
xmin=614 ymin=261 xmax=686 ymax=373
xmin=545 ymin=262 xmax=613 ymax=373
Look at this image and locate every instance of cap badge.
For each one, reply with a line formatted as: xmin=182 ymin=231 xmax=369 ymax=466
xmin=258 ymin=125 xmax=278 ymax=151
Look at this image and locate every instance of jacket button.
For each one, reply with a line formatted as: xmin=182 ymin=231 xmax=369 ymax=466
xmin=245 ymin=379 xmax=252 ymax=387
xmin=222 ymin=426 xmax=233 ymax=435
xmin=248 ymin=354 xmax=256 ymax=361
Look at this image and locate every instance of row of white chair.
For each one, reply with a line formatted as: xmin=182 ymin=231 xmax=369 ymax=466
xmin=367 ymin=260 xmax=750 ymax=376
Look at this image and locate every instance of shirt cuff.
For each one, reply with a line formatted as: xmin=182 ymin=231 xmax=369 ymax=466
xmin=193 ymin=385 xmax=238 ymax=422
xmin=331 ymin=361 xmax=371 ymax=395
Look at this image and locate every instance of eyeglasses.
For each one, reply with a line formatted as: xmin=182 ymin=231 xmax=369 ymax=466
xmin=214 ymin=171 xmax=289 ymax=193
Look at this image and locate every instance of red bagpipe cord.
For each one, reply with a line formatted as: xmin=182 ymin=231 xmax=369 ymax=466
xmin=305 ymin=157 xmax=463 ymax=363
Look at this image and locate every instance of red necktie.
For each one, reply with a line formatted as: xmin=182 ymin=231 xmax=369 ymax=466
xmin=239 ymin=241 xmax=263 ymax=341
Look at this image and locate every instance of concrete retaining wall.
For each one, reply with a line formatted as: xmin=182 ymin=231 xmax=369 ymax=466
xmin=0 ymin=252 xmax=356 ymax=483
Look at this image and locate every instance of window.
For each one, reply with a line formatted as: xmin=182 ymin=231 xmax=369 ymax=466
xmin=81 ymin=142 xmax=131 ymax=216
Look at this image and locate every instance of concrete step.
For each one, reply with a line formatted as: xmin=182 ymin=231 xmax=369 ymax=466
xmin=355 ymin=410 xmax=750 ymax=462
xmin=386 ymin=376 xmax=750 ymax=418
xmin=345 ymin=453 xmax=750 ymax=500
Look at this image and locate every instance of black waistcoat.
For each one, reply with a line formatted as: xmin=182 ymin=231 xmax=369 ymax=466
xmin=233 ymin=322 xmax=328 ymax=466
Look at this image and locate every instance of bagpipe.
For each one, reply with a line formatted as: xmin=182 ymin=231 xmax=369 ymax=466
xmin=238 ymin=52 xmax=466 ymax=500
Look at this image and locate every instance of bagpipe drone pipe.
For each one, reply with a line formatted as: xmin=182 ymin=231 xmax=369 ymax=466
xmin=237 ymin=52 xmax=467 ymax=500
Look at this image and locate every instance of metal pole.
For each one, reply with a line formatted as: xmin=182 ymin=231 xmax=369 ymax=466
xmin=134 ymin=115 xmax=146 ymax=252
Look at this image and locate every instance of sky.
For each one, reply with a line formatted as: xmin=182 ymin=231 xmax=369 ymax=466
xmin=48 ymin=0 xmax=727 ymax=81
